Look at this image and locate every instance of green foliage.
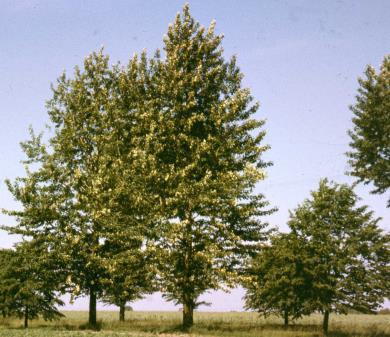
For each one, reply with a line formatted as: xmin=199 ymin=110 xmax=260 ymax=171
xmin=4 ymin=3 xmax=272 ymax=329
xmin=139 ymin=5 xmax=274 ymax=326
xmin=288 ymin=179 xmax=389 ymax=317
xmin=3 ymin=51 xmax=157 ymax=326
xmin=0 ymin=242 xmax=64 ymax=327
xmin=347 ymin=55 xmax=390 ymax=206
xmin=101 ymin=249 xmax=156 ymax=313
xmin=244 ymin=233 xmax=312 ymax=323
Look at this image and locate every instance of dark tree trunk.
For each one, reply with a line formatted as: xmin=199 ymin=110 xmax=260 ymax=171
xmin=119 ymin=303 xmax=125 ymax=322
xmin=89 ymin=289 xmax=97 ymax=328
xmin=323 ymin=310 xmax=330 ymax=334
xmin=283 ymin=309 xmax=289 ymax=328
xmin=182 ymin=301 xmax=194 ymax=329
xmin=24 ymin=306 xmax=28 ymax=329
xmin=182 ymin=213 xmax=194 ymax=329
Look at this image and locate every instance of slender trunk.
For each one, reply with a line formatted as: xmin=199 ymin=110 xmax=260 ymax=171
xmin=182 ymin=212 xmax=194 ymax=329
xmin=119 ymin=303 xmax=125 ymax=322
xmin=89 ymin=289 xmax=97 ymax=328
xmin=283 ymin=309 xmax=289 ymax=328
xmin=24 ymin=306 xmax=28 ymax=329
xmin=183 ymin=301 xmax=194 ymax=329
xmin=323 ymin=310 xmax=330 ymax=334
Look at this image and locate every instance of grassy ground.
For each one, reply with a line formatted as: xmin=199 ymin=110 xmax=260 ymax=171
xmin=0 ymin=311 xmax=389 ymax=337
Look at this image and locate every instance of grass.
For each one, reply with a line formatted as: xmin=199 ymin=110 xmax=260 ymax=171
xmin=0 ymin=311 xmax=389 ymax=337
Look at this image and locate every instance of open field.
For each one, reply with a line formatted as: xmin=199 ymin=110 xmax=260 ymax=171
xmin=0 ymin=311 xmax=389 ymax=337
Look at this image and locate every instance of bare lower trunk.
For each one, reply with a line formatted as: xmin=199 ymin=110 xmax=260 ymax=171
xmin=89 ymin=289 xmax=97 ymax=328
xmin=284 ymin=309 xmax=289 ymax=328
xmin=182 ymin=301 xmax=194 ymax=329
xmin=323 ymin=310 xmax=330 ymax=334
xmin=119 ymin=303 xmax=125 ymax=322
xmin=24 ymin=306 xmax=28 ymax=329
xmin=182 ymin=212 xmax=194 ymax=329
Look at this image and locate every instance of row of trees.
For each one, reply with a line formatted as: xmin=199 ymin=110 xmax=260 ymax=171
xmin=244 ymin=53 xmax=390 ymax=333
xmin=1 ymin=5 xmax=273 ymax=329
xmin=0 ymin=4 xmax=389 ymax=333
xmin=244 ymin=179 xmax=389 ymax=334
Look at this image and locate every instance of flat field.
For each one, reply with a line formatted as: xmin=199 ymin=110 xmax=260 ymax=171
xmin=0 ymin=311 xmax=389 ymax=337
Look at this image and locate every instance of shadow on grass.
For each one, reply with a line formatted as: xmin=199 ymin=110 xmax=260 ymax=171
xmin=328 ymin=332 xmax=390 ymax=337
xmin=1 ymin=318 xmax=389 ymax=337
xmin=134 ymin=322 xmax=390 ymax=337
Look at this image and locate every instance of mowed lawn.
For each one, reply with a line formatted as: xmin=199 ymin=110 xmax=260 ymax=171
xmin=0 ymin=311 xmax=389 ymax=337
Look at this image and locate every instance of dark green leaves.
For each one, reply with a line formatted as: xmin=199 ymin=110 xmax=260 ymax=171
xmin=347 ymin=55 xmax=390 ymax=206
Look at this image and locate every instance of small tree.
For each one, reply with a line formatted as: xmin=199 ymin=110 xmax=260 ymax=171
xmin=0 ymin=241 xmax=64 ymax=328
xmin=102 ymin=250 xmax=155 ymax=321
xmin=244 ymin=233 xmax=312 ymax=327
xmin=288 ymin=179 xmax=389 ymax=334
xmin=347 ymin=55 xmax=390 ymax=206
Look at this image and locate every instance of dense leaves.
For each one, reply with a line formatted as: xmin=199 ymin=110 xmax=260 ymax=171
xmin=245 ymin=179 xmax=389 ymax=333
xmin=347 ymin=55 xmax=390 ymax=206
xmin=4 ymin=51 xmax=158 ymax=327
xmin=0 ymin=242 xmax=64 ymax=328
xmin=288 ymin=179 xmax=389 ymax=333
xmin=244 ymin=233 xmax=312 ymax=326
xmin=141 ymin=5 xmax=274 ymax=327
xmin=2 ymin=4 xmax=388 ymax=333
xmin=3 ymin=5 xmax=273 ymax=329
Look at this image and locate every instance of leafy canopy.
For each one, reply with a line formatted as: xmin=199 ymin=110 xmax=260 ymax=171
xmin=288 ymin=179 xmax=389 ymax=315
xmin=347 ymin=55 xmax=390 ymax=206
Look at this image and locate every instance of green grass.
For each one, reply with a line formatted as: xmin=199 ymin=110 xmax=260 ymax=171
xmin=0 ymin=311 xmax=389 ymax=337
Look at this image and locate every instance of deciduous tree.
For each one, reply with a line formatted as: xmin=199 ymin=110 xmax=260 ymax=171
xmin=288 ymin=179 xmax=389 ymax=334
xmin=146 ymin=5 xmax=274 ymax=328
xmin=4 ymin=51 xmax=157 ymax=328
xmin=347 ymin=55 xmax=390 ymax=206
xmin=244 ymin=233 xmax=312 ymax=327
xmin=0 ymin=241 xmax=64 ymax=328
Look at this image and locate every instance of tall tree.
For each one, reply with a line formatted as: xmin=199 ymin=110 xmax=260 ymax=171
xmin=4 ymin=51 xmax=156 ymax=328
xmin=0 ymin=242 xmax=64 ymax=328
xmin=347 ymin=55 xmax=390 ymax=206
xmin=244 ymin=233 xmax=312 ymax=327
xmin=288 ymin=179 xmax=389 ymax=334
xmin=146 ymin=5 xmax=273 ymax=328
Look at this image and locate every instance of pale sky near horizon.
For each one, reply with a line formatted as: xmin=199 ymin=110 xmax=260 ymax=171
xmin=0 ymin=0 xmax=389 ymax=312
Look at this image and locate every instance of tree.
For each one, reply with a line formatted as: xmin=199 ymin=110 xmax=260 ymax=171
xmin=0 ymin=249 xmax=16 ymax=318
xmin=145 ymin=5 xmax=274 ymax=328
xmin=244 ymin=233 xmax=312 ymax=327
xmin=0 ymin=242 xmax=64 ymax=328
xmin=347 ymin=55 xmax=390 ymax=207
xmin=4 ymin=51 xmax=157 ymax=328
xmin=288 ymin=179 xmax=390 ymax=334
xmin=102 ymin=250 xmax=156 ymax=321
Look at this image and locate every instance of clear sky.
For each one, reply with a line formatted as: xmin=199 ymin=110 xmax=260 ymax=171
xmin=0 ymin=0 xmax=389 ymax=311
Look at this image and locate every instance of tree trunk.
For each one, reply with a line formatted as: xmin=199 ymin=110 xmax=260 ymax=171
xmin=182 ymin=213 xmax=194 ymax=329
xmin=283 ymin=309 xmax=289 ymax=328
xmin=119 ymin=303 xmax=125 ymax=322
xmin=323 ymin=310 xmax=330 ymax=334
xmin=24 ymin=306 xmax=28 ymax=329
xmin=182 ymin=301 xmax=194 ymax=329
xmin=89 ymin=289 xmax=97 ymax=328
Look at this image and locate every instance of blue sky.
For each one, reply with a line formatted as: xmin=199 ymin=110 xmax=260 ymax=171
xmin=0 ymin=0 xmax=389 ymax=311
